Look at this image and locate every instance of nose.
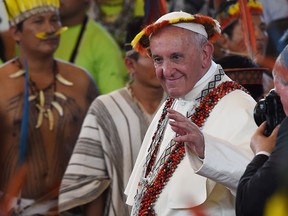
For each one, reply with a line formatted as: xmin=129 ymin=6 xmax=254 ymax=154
xmin=161 ymin=60 xmax=174 ymax=77
xmin=45 ymin=21 xmax=57 ymax=33
xmin=254 ymin=26 xmax=267 ymax=41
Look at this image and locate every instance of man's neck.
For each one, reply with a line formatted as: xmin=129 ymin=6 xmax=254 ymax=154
xmin=16 ymin=54 xmax=57 ymax=90
xmin=18 ymin=54 xmax=55 ymax=75
xmin=129 ymin=82 xmax=164 ymax=115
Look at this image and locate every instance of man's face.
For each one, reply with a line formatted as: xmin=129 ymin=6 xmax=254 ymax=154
xmin=226 ymin=14 xmax=268 ymax=64
xmin=133 ymin=54 xmax=162 ymax=89
xmin=150 ymin=26 xmax=207 ymax=98
xmin=273 ymin=62 xmax=288 ymax=115
xmin=16 ymin=11 xmax=61 ymax=55
xmin=59 ymin=0 xmax=89 ymax=19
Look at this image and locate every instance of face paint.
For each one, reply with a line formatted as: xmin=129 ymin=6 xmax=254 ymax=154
xmin=35 ymin=26 xmax=68 ymax=39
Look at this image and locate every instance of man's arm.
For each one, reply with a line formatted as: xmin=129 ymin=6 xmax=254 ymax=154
xmin=58 ymin=99 xmax=110 ymax=213
xmin=236 ymin=121 xmax=281 ymax=216
xmin=84 ymin=190 xmax=107 ymax=216
xmin=236 ymin=154 xmax=272 ymax=216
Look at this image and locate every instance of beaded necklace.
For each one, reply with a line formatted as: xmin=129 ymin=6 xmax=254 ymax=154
xmin=28 ymin=61 xmax=58 ymax=130
xmin=127 ymin=83 xmax=154 ymax=125
xmin=10 ymin=58 xmax=74 ymax=131
xmin=136 ymin=81 xmax=248 ymax=215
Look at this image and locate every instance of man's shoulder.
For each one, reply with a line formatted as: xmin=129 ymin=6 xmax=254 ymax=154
xmin=96 ymin=88 xmax=127 ymax=103
xmin=55 ymin=59 xmax=96 ymax=88
xmin=221 ymin=87 xmax=256 ymax=106
xmin=85 ymin=18 xmax=111 ymax=36
xmin=208 ymin=87 xmax=256 ymax=119
xmin=56 ymin=58 xmax=90 ymax=76
xmin=0 ymin=59 xmax=18 ymax=79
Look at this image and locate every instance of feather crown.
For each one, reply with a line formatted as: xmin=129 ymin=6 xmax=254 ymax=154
xmin=131 ymin=11 xmax=221 ymax=55
xmin=216 ymin=0 xmax=263 ymax=31
xmin=3 ymin=0 xmax=60 ymax=26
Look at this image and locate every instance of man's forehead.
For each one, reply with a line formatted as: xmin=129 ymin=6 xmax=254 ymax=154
xmin=150 ymin=26 xmax=193 ymax=46
xmin=30 ymin=10 xmax=59 ymax=18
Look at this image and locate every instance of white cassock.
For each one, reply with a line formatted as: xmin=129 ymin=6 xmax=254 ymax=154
xmin=125 ymin=61 xmax=257 ymax=216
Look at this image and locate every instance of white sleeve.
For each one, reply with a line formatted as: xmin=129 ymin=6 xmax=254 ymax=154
xmin=186 ymin=90 xmax=257 ymax=195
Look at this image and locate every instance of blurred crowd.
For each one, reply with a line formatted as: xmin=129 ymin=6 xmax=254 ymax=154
xmin=1 ymin=0 xmax=288 ymax=96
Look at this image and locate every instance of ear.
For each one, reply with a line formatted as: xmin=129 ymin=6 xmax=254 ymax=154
xmin=9 ymin=25 xmax=21 ymax=42
xmin=124 ymin=57 xmax=136 ymax=75
xmin=202 ymin=42 xmax=214 ymax=68
xmin=217 ymin=33 xmax=230 ymax=49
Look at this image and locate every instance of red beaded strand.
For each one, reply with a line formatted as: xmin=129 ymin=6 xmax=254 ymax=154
xmin=191 ymin=81 xmax=249 ymax=127
xmin=145 ymin=97 xmax=175 ymax=177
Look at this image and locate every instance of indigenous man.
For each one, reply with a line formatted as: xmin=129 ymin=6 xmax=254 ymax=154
xmin=0 ymin=0 xmax=99 ymax=215
xmin=214 ymin=0 xmax=273 ymax=95
xmin=58 ymin=17 xmax=166 ymax=216
xmin=55 ymin=0 xmax=127 ymax=94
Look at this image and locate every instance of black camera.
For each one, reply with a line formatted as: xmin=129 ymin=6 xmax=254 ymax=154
xmin=254 ymin=89 xmax=286 ymax=136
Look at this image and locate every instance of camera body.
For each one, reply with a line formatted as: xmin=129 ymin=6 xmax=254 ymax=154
xmin=254 ymin=89 xmax=286 ymax=136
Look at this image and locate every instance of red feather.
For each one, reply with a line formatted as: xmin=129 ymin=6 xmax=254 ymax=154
xmin=238 ymin=0 xmax=257 ymax=59
xmin=0 ymin=164 xmax=28 ymax=216
xmin=145 ymin=0 xmax=167 ymax=25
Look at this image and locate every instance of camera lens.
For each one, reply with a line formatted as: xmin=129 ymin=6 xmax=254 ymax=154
xmin=253 ymin=89 xmax=286 ymax=136
xmin=253 ymin=99 xmax=266 ymax=126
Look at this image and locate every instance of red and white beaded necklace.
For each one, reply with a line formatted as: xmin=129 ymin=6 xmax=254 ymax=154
xmin=136 ymin=81 xmax=248 ymax=216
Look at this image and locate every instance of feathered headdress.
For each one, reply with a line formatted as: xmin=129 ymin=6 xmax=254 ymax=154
xmin=216 ymin=0 xmax=263 ymax=31
xmin=131 ymin=11 xmax=221 ymax=55
xmin=3 ymin=0 xmax=60 ymax=26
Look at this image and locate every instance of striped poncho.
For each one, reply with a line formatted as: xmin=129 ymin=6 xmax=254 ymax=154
xmin=59 ymin=87 xmax=165 ymax=216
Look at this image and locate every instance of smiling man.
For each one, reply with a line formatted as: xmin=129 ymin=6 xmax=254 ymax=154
xmin=125 ymin=11 xmax=258 ymax=215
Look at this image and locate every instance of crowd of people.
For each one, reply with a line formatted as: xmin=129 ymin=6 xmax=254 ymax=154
xmin=0 ymin=0 xmax=287 ymax=216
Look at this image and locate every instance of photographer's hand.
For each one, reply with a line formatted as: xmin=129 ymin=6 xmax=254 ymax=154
xmin=250 ymin=121 xmax=279 ymax=155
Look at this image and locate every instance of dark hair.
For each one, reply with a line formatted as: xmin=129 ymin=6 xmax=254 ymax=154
xmin=126 ymin=51 xmax=139 ymax=61
xmin=222 ymin=21 xmax=238 ymax=38
xmin=16 ymin=21 xmax=24 ymax=32
xmin=216 ymin=55 xmax=264 ymax=101
xmin=216 ymin=0 xmax=239 ymax=37
xmin=125 ymin=16 xmax=146 ymax=60
xmin=216 ymin=0 xmax=237 ymax=14
xmin=0 ymin=36 xmax=5 ymax=62
xmin=125 ymin=17 xmax=146 ymax=46
xmin=216 ymin=55 xmax=259 ymax=69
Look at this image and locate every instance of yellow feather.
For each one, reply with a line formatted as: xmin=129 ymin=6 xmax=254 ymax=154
xmin=4 ymin=0 xmax=60 ymax=25
xmin=131 ymin=31 xmax=145 ymax=48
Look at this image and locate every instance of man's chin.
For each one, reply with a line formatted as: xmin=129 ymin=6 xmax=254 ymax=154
xmin=167 ymin=89 xmax=183 ymax=98
xmin=254 ymin=53 xmax=265 ymax=63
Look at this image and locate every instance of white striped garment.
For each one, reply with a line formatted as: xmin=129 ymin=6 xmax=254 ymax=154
xmin=59 ymin=87 xmax=165 ymax=216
